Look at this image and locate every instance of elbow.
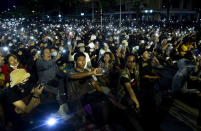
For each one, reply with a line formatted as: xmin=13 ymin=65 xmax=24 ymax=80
xmin=15 ymin=107 xmax=31 ymax=114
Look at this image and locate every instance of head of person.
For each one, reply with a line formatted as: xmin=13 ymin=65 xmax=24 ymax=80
xmin=104 ymin=43 xmax=109 ymax=50
xmin=51 ymin=48 xmax=58 ymax=57
xmin=142 ymin=50 xmax=150 ymax=61
xmin=78 ymin=43 xmax=85 ymax=53
xmin=42 ymin=48 xmax=51 ymax=61
xmin=103 ymin=52 xmax=112 ymax=63
xmin=126 ymin=54 xmax=137 ymax=70
xmin=5 ymin=54 xmax=20 ymax=67
xmin=74 ymin=52 xmax=86 ymax=70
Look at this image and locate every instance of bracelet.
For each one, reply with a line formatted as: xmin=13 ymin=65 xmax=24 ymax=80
xmin=32 ymin=95 xmax=40 ymax=99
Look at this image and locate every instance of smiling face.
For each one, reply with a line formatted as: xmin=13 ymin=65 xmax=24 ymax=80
xmin=8 ymin=56 xmax=19 ymax=67
xmin=43 ymin=48 xmax=51 ymax=61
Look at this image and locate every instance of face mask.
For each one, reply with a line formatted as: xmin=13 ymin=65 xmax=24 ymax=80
xmin=10 ymin=63 xmax=19 ymax=68
xmin=8 ymin=43 xmax=13 ymax=47
xmin=80 ymin=48 xmax=85 ymax=52
xmin=193 ymin=55 xmax=196 ymax=61
xmin=13 ymin=39 xmax=17 ymax=43
xmin=52 ymin=52 xmax=57 ymax=57
xmin=90 ymin=48 xmax=94 ymax=52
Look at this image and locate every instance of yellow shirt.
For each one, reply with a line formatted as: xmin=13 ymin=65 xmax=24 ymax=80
xmin=180 ymin=44 xmax=188 ymax=56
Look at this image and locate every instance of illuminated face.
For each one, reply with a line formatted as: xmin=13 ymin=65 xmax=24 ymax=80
xmin=104 ymin=54 xmax=110 ymax=63
xmin=143 ymin=51 xmax=150 ymax=60
xmin=51 ymin=49 xmax=57 ymax=53
xmin=127 ymin=56 xmax=136 ymax=70
xmin=8 ymin=56 xmax=19 ymax=67
xmin=75 ymin=56 xmax=86 ymax=70
xmin=43 ymin=48 xmax=51 ymax=60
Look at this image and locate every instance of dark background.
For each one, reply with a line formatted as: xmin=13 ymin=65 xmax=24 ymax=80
xmin=0 ymin=0 xmax=201 ymax=17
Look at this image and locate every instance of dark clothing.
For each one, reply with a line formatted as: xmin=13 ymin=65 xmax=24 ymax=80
xmin=67 ymin=68 xmax=94 ymax=101
xmin=118 ymin=67 xmax=139 ymax=108
xmin=0 ymin=84 xmax=32 ymax=129
xmin=36 ymin=58 xmax=67 ymax=105
xmin=67 ymin=68 xmax=110 ymax=128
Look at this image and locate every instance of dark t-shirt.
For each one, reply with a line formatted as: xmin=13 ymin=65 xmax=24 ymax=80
xmin=67 ymin=68 xmax=94 ymax=101
xmin=140 ymin=63 xmax=155 ymax=90
xmin=0 ymin=86 xmax=24 ymax=122
xmin=119 ymin=71 xmax=137 ymax=107
xmin=120 ymin=72 xmax=137 ymax=88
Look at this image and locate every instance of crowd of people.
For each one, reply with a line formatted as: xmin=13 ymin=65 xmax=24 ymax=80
xmin=0 ymin=16 xmax=201 ymax=131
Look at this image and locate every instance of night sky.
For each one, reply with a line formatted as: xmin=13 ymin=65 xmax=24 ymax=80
xmin=0 ymin=0 xmax=17 ymax=12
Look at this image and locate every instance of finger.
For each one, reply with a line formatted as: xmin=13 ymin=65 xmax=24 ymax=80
xmin=39 ymin=86 xmax=44 ymax=91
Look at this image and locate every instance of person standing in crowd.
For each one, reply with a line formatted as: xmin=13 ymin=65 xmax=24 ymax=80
xmin=116 ymin=54 xmax=143 ymax=131
xmin=118 ymin=54 xmax=140 ymax=111
xmin=67 ymin=52 xmax=111 ymax=129
xmin=139 ymin=50 xmax=161 ymax=130
xmin=69 ymin=43 xmax=92 ymax=70
xmin=36 ymin=48 xmax=68 ymax=118
xmin=98 ymin=52 xmax=114 ymax=93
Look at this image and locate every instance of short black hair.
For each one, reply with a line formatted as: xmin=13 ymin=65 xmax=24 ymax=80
xmin=41 ymin=47 xmax=50 ymax=56
xmin=125 ymin=54 xmax=137 ymax=65
xmin=74 ymin=52 xmax=86 ymax=61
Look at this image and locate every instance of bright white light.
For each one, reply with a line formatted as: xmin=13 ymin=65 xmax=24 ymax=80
xmin=47 ymin=15 xmax=50 ymax=18
xmin=3 ymin=47 xmax=9 ymax=51
xmin=145 ymin=10 xmax=148 ymax=13
xmin=46 ymin=118 xmax=57 ymax=126
xmin=81 ymin=13 xmax=84 ymax=16
xmin=150 ymin=10 xmax=153 ymax=13
xmin=21 ymin=28 xmax=24 ymax=31
xmin=58 ymin=14 xmax=61 ymax=18
xmin=30 ymin=36 xmax=34 ymax=40
xmin=62 ymin=49 xmax=66 ymax=53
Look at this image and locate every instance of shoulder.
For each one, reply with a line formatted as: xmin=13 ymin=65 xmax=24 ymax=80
xmin=121 ymin=68 xmax=130 ymax=79
xmin=6 ymin=87 xmax=22 ymax=104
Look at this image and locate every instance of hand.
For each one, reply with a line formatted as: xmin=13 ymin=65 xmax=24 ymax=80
xmin=31 ymin=84 xmax=44 ymax=97
xmin=34 ymin=53 xmax=40 ymax=61
xmin=91 ymin=55 xmax=97 ymax=59
xmin=0 ymin=56 xmax=4 ymax=62
xmin=18 ymin=51 xmax=23 ymax=56
xmin=136 ymin=103 xmax=140 ymax=112
xmin=93 ymin=68 xmax=103 ymax=76
xmin=190 ymin=76 xmax=198 ymax=81
xmin=56 ymin=53 xmax=61 ymax=60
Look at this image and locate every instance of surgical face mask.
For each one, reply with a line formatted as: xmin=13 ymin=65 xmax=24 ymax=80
xmin=51 ymin=51 xmax=57 ymax=57
xmin=80 ymin=47 xmax=85 ymax=52
xmin=90 ymin=48 xmax=94 ymax=52
xmin=124 ymin=43 xmax=128 ymax=47
xmin=13 ymin=39 xmax=17 ymax=43
xmin=8 ymin=43 xmax=13 ymax=47
xmin=193 ymin=55 xmax=196 ymax=60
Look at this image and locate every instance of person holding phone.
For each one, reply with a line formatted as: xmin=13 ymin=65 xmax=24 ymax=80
xmin=0 ymin=69 xmax=44 ymax=130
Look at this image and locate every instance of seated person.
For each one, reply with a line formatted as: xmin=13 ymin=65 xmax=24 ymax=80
xmin=0 ymin=69 xmax=44 ymax=130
